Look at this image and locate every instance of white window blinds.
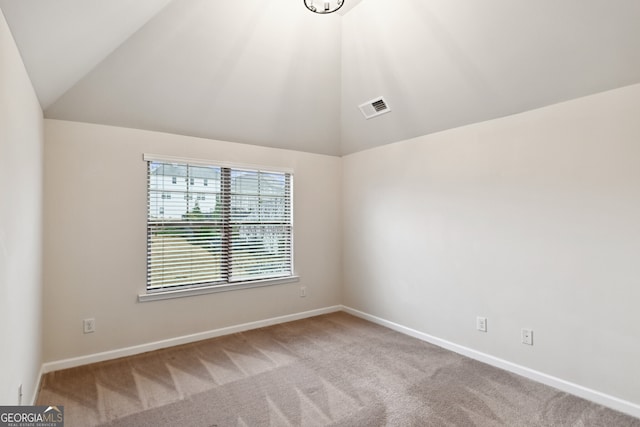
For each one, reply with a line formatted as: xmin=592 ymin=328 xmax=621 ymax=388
xmin=147 ymin=159 xmax=293 ymax=292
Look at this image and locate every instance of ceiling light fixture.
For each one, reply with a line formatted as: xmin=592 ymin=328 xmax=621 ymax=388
xmin=304 ymin=0 xmax=344 ymax=14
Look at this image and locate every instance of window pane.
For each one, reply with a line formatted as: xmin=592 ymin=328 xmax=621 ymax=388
xmin=147 ymin=162 xmax=224 ymax=290
xmin=230 ymin=224 xmax=292 ymax=281
xmin=148 ymin=223 xmax=224 ymax=289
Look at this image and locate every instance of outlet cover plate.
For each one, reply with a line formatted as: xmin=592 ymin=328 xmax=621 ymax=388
xmin=83 ymin=318 xmax=96 ymax=334
xmin=476 ymin=317 xmax=487 ymax=332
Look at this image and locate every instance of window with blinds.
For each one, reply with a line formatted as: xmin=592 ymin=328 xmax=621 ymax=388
xmin=146 ymin=158 xmax=293 ymax=292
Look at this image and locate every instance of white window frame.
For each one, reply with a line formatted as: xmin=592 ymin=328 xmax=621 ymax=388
xmin=139 ymin=154 xmax=298 ymax=302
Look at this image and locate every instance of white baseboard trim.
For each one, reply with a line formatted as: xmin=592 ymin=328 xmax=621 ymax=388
xmin=42 ymin=305 xmax=341 ymax=374
xmin=341 ymin=305 xmax=640 ymax=420
xmin=30 ymin=365 xmax=44 ymax=405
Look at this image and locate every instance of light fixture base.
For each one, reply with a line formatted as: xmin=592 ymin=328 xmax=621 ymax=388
xmin=304 ymin=0 xmax=344 ymax=14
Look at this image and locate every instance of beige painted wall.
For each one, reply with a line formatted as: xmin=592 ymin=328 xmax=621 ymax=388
xmin=0 ymin=10 xmax=44 ymax=405
xmin=43 ymin=120 xmax=342 ymax=362
xmin=342 ymin=83 xmax=640 ymax=405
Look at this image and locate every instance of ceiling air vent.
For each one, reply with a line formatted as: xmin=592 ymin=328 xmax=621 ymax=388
xmin=359 ymin=96 xmax=391 ymax=119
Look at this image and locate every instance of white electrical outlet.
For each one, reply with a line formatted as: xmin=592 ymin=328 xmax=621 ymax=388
xmin=476 ymin=317 xmax=487 ymax=332
xmin=300 ymin=286 xmax=307 ymax=297
xmin=522 ymin=328 xmax=533 ymax=345
xmin=83 ymin=318 xmax=96 ymax=334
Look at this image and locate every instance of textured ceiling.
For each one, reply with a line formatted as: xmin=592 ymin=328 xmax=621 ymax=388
xmin=2 ymin=0 xmax=640 ymax=156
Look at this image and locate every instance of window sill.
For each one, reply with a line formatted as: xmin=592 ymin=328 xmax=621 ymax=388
xmin=138 ymin=276 xmax=300 ymax=303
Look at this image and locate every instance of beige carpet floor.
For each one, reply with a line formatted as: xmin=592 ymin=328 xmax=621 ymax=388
xmin=37 ymin=312 xmax=639 ymax=426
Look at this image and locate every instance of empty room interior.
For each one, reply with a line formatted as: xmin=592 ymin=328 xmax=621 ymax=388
xmin=1 ymin=0 xmax=639 ymax=425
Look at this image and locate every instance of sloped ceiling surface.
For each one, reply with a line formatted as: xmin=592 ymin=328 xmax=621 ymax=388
xmin=340 ymin=0 xmax=640 ymax=154
xmin=1 ymin=0 xmax=640 ymax=156
xmin=0 ymin=0 xmax=172 ymax=109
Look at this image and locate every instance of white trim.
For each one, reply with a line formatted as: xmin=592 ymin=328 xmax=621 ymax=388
xmin=139 ymin=276 xmax=300 ymax=302
xmin=341 ymin=306 xmax=640 ymax=420
xmin=41 ymin=306 xmax=341 ymax=374
xmin=30 ymin=365 xmax=44 ymax=406
xmin=143 ymin=153 xmax=294 ymax=175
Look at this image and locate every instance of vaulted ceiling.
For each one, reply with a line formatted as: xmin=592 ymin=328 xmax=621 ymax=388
xmin=2 ymin=0 xmax=640 ymax=155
